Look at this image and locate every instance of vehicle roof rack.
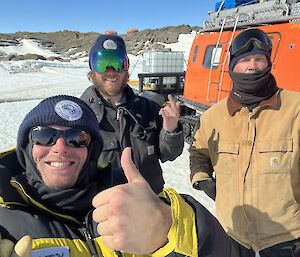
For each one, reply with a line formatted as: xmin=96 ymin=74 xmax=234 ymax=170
xmin=202 ymin=0 xmax=300 ymax=32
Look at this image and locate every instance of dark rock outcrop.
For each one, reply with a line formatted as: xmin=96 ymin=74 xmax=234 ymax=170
xmin=0 ymin=25 xmax=201 ymax=60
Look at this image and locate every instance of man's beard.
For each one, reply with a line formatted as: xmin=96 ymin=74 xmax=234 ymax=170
xmin=94 ymin=75 xmax=128 ymax=98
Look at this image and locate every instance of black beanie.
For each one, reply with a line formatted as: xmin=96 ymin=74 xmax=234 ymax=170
xmin=17 ymin=95 xmax=101 ymax=166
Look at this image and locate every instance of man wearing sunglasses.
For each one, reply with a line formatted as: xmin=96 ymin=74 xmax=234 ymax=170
xmin=81 ymin=34 xmax=184 ymax=194
xmin=0 ymin=95 xmax=239 ymax=256
xmin=189 ymin=28 xmax=300 ymax=257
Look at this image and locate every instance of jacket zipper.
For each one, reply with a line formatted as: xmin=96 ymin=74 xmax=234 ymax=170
xmin=116 ymin=107 xmax=122 ymax=121
xmin=82 ymin=226 xmax=99 ymax=257
xmin=83 ymin=211 xmax=99 ymax=257
xmin=83 ymin=211 xmax=124 ymax=257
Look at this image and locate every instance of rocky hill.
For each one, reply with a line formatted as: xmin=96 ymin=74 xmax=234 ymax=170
xmin=0 ymin=25 xmax=201 ymax=61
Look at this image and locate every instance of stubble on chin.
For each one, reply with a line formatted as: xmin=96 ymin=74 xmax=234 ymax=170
xmin=94 ymin=75 xmax=128 ymax=97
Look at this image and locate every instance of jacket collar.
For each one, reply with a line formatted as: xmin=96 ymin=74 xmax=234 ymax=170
xmin=227 ymin=89 xmax=281 ymax=116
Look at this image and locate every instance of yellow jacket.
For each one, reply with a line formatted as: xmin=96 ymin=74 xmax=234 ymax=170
xmin=0 ymin=150 xmax=238 ymax=257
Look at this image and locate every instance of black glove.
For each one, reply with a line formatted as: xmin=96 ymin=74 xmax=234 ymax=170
xmin=292 ymin=241 xmax=300 ymax=257
xmin=193 ymin=179 xmax=216 ymax=200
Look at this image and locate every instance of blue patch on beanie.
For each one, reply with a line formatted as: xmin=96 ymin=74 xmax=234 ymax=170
xmin=16 ymin=95 xmax=101 ymax=167
xmin=89 ymin=34 xmax=127 ymax=70
xmin=229 ymin=47 xmax=271 ymax=71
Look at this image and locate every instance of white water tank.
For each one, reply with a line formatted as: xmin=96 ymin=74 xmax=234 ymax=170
xmin=142 ymin=51 xmax=184 ymax=73
xmin=142 ymin=51 xmax=185 ymax=86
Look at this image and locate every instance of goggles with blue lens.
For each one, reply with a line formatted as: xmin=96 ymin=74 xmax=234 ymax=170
xmin=90 ymin=49 xmax=128 ymax=73
xmin=230 ymin=29 xmax=272 ymax=57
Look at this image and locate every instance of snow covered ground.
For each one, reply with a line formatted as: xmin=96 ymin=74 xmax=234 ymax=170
xmin=0 ymin=32 xmax=265 ymax=257
xmin=0 ymin=33 xmax=215 ymax=214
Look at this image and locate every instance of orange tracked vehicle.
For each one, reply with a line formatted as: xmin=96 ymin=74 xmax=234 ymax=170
xmin=178 ymin=0 xmax=300 ymax=143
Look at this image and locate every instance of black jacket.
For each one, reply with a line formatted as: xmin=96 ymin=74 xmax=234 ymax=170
xmin=81 ymin=85 xmax=184 ymax=193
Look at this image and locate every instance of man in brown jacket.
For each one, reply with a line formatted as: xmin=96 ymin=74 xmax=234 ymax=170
xmin=189 ymin=28 xmax=300 ymax=257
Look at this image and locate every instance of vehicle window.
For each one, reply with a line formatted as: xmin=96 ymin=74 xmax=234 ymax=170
xmin=203 ymin=45 xmax=222 ymax=69
xmin=192 ymin=45 xmax=199 ymax=62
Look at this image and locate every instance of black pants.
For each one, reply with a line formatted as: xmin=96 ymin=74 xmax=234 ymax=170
xmin=231 ymin=237 xmax=300 ymax=257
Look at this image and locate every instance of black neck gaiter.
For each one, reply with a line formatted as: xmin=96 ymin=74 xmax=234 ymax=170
xmin=229 ymin=67 xmax=278 ymax=106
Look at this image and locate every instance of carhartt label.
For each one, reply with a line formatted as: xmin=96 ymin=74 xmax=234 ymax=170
xmin=30 ymin=246 xmax=70 ymax=257
xmin=148 ymin=145 xmax=154 ymax=155
xmin=270 ymin=157 xmax=281 ymax=167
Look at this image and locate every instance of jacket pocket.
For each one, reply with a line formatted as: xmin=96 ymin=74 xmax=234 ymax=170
xmin=258 ymin=139 xmax=298 ymax=235
xmin=98 ymin=136 xmax=120 ymax=168
xmin=215 ymin=142 xmax=239 ymax=174
xmin=257 ymin=138 xmax=293 ymax=174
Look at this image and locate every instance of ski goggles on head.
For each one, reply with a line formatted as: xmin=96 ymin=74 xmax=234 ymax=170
xmin=230 ymin=29 xmax=272 ymax=57
xmin=90 ymin=49 xmax=128 ymax=73
xmin=30 ymin=126 xmax=91 ymax=148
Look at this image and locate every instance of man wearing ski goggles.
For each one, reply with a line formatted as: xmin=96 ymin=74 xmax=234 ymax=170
xmin=229 ymin=28 xmax=272 ymax=58
xmin=81 ymin=34 xmax=184 ymax=195
xmin=86 ymin=34 xmax=129 ymax=105
xmin=89 ymin=48 xmax=128 ymax=74
xmin=190 ymin=28 xmax=300 ymax=257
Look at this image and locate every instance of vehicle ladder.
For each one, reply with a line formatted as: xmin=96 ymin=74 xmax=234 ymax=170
xmin=206 ymin=15 xmax=240 ymax=104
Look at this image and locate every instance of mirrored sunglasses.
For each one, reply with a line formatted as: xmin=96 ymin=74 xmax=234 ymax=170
xmin=90 ymin=49 xmax=128 ymax=73
xmin=30 ymin=126 xmax=91 ymax=148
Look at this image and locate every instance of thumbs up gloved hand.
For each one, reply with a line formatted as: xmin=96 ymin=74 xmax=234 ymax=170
xmin=92 ymin=147 xmax=172 ymax=254
xmin=0 ymin=234 xmax=32 ymax=257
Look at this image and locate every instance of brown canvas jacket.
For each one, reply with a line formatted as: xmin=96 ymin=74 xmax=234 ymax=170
xmin=190 ymin=89 xmax=300 ymax=251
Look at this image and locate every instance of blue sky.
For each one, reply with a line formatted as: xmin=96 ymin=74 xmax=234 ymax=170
xmin=0 ymin=0 xmax=218 ymax=34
